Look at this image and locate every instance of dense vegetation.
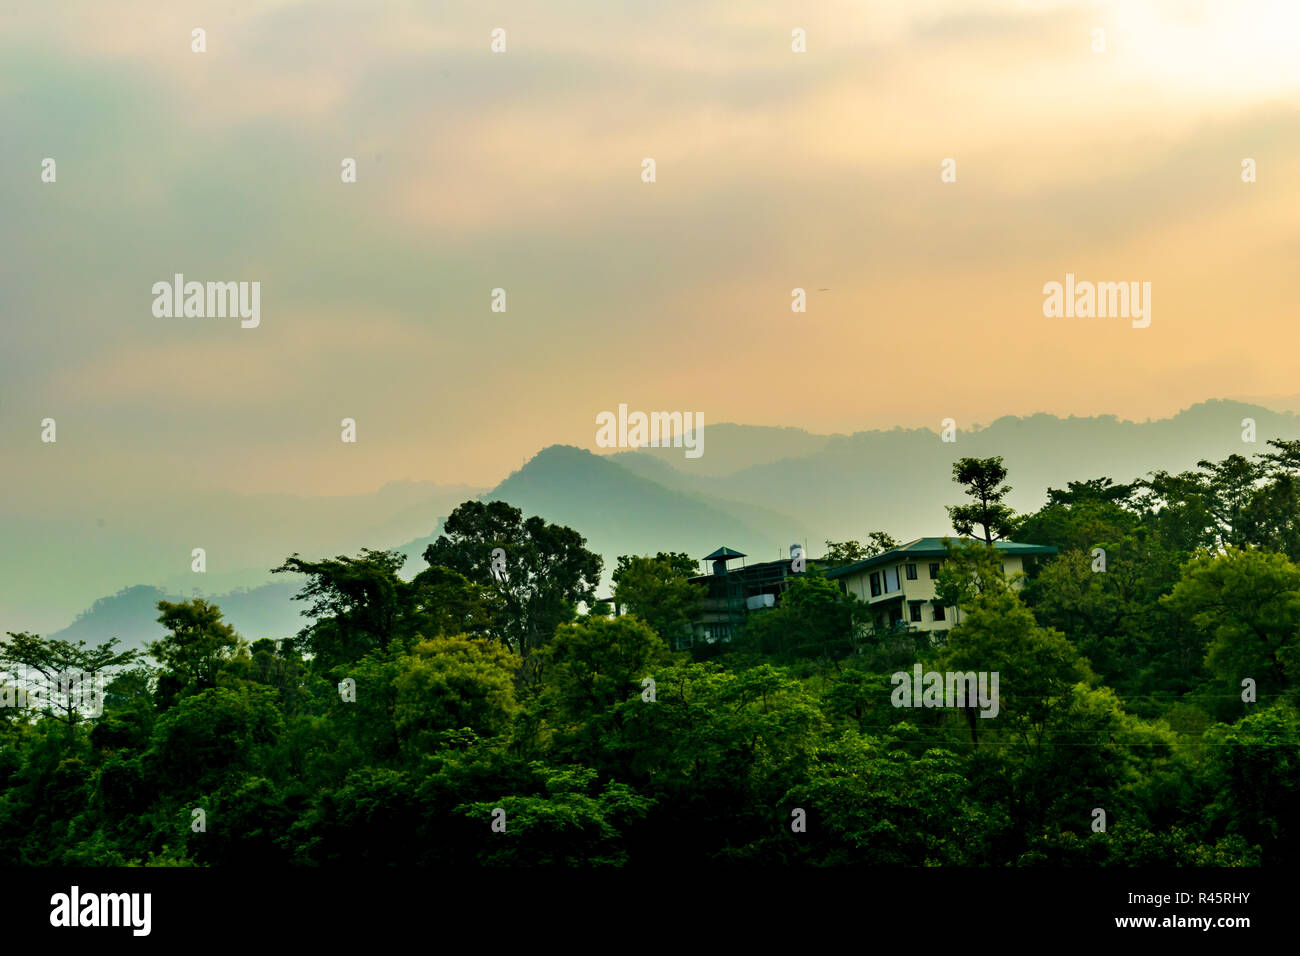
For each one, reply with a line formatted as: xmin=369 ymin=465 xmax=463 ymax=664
xmin=3 ymin=444 xmax=1299 ymax=866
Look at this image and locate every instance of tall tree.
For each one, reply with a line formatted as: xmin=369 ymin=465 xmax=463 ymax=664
xmin=271 ymin=549 xmax=409 ymax=669
xmin=149 ymin=599 xmax=248 ymax=705
xmin=947 ymin=456 xmax=1016 ymax=544
xmin=423 ymin=500 xmax=602 ymax=659
xmin=0 ymin=632 xmax=137 ymax=728
xmin=1241 ymin=439 xmax=1300 ymax=561
xmin=1193 ymin=454 xmax=1266 ymax=549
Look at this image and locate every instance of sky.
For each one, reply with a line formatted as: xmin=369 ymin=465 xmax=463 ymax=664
xmin=3 ymin=0 xmax=1299 ymax=504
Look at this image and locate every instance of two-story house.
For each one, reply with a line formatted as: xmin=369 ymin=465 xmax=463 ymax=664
xmin=822 ymin=537 xmax=1057 ymax=634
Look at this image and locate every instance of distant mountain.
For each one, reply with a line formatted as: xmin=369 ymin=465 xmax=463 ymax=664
xmin=2 ymin=480 xmax=482 ymax=636
xmin=24 ymin=399 xmax=1300 ymax=650
xmin=48 ymin=579 xmax=307 ymax=652
xmin=613 ymin=423 xmax=834 ymax=478
xmin=396 ymin=445 xmax=811 ymax=583
xmin=603 ymin=400 xmax=1300 ymax=545
xmin=1231 ymin=392 xmax=1300 ymax=415
xmin=40 ymin=447 xmax=810 ymax=646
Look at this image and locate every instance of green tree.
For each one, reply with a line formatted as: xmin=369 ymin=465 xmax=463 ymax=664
xmin=540 ymin=615 xmax=672 ymax=721
xmin=393 ymin=635 xmax=522 ymax=756
xmin=768 ymin=730 xmax=992 ymax=865
xmin=145 ymin=685 xmax=283 ymax=795
xmin=939 ymin=586 xmax=1094 ymax=748
xmin=738 ymin=574 xmax=863 ymax=660
xmin=1195 ymin=454 xmax=1266 ymax=548
xmin=613 ymin=551 xmax=698 ymax=581
xmin=462 ymin=765 xmax=653 ymax=866
xmin=423 ymin=500 xmax=602 ymax=660
xmin=947 ymin=456 xmax=1016 ymax=544
xmin=934 ymin=538 xmax=1013 ymax=620
xmin=149 ymin=599 xmax=248 ymax=706
xmin=611 ymin=554 xmax=704 ymax=647
xmin=1162 ymin=547 xmax=1300 ymax=705
xmin=1133 ymin=452 xmax=1270 ymax=555
xmin=246 ymin=638 xmax=307 ymax=714
xmin=272 ymin=549 xmax=409 ymax=669
xmin=1023 ymin=529 xmax=1195 ymax=700
xmin=0 ymin=633 xmax=137 ymax=728
xmin=1203 ymin=703 xmax=1300 ymax=865
xmin=602 ymin=661 xmax=829 ymax=862
xmin=1241 ymin=439 xmax=1300 ymax=560
xmin=1014 ymin=476 xmax=1140 ymax=554
xmin=404 ymin=565 xmax=504 ymax=644
xmin=823 ymin=532 xmax=898 ymax=564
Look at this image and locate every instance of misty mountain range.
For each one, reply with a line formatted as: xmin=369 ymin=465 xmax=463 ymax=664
xmin=9 ymin=399 xmax=1299 ymax=652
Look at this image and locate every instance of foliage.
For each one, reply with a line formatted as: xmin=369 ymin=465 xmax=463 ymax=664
xmin=947 ymin=456 xmax=1016 ymax=543
xmin=611 ymin=554 xmax=704 ymax=646
xmin=422 ymin=500 xmax=602 ymax=660
xmin=6 ymin=468 xmax=1300 ymax=868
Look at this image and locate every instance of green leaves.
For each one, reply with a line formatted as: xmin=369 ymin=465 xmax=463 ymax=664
xmin=541 ymin=616 xmax=672 ymax=723
xmin=736 ymin=573 xmax=863 ymax=661
xmin=272 ymin=549 xmax=410 ymax=668
xmin=1203 ymin=704 xmax=1300 ymax=865
xmin=145 ymin=685 xmax=284 ymax=796
xmin=947 ymin=456 xmax=1016 ymax=544
xmin=611 ymin=553 xmax=704 ymax=647
xmin=1163 ymin=547 xmax=1300 ymax=704
xmin=149 ymin=599 xmax=245 ymax=705
xmin=423 ymin=500 xmax=603 ymax=658
xmin=393 ymin=635 xmax=521 ymax=753
xmin=771 ymin=731 xmax=988 ymax=866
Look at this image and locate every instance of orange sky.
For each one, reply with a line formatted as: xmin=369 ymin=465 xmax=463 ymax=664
xmin=3 ymin=0 xmax=1299 ymax=496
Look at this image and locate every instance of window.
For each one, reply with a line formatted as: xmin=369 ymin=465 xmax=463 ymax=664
xmin=909 ymin=601 xmax=923 ymax=623
xmin=905 ymin=563 xmax=918 ymax=580
xmin=870 ymin=572 xmax=881 ymax=597
xmin=884 ymin=567 xmax=900 ymax=592
xmin=932 ymin=602 xmax=946 ymax=622
xmin=929 ymin=563 xmax=941 ymax=579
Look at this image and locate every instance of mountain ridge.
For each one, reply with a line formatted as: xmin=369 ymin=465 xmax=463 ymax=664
xmin=28 ymin=399 xmax=1300 ymax=650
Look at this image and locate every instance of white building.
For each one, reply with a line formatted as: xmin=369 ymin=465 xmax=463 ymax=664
xmin=822 ymin=537 xmax=1057 ymax=634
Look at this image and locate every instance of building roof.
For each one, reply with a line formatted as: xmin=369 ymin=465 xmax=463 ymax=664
xmin=821 ymin=537 xmax=1057 ymax=579
xmin=703 ymin=546 xmax=747 ymax=561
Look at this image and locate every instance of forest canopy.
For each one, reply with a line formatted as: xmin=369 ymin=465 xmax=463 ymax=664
xmin=2 ymin=443 xmax=1299 ymax=867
